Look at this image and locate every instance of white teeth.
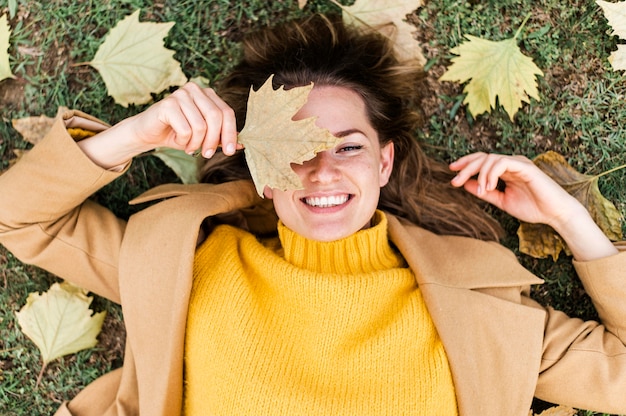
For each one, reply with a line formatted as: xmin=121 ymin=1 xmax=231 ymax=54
xmin=305 ymin=195 xmax=349 ymax=207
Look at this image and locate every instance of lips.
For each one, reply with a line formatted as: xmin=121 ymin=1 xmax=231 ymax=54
xmin=303 ymin=194 xmax=350 ymax=208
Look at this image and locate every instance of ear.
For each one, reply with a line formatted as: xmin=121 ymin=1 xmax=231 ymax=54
xmin=379 ymin=142 xmax=394 ymax=187
xmin=263 ymin=185 xmax=273 ymax=199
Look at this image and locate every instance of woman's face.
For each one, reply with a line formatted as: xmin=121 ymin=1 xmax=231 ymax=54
xmin=264 ymin=86 xmax=394 ymax=242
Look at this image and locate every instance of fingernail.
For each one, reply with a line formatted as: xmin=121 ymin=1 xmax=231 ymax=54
xmin=225 ymin=143 xmax=235 ymax=154
xmin=476 ymin=185 xmax=483 ymax=195
xmin=204 ymin=148 xmax=215 ymax=158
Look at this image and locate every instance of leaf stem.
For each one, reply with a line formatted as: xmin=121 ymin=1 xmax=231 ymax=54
xmin=514 ymin=13 xmax=533 ymax=40
xmin=35 ymin=361 xmax=48 ymax=388
xmin=594 ymin=162 xmax=626 ymax=179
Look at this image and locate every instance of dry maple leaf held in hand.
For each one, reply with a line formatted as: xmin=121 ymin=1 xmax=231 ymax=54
xmin=238 ymin=75 xmax=341 ymax=196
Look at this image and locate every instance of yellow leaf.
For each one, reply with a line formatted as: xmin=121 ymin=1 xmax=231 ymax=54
xmin=439 ymin=35 xmax=543 ymax=121
xmin=16 ymin=281 xmax=106 ymax=366
xmin=0 ymin=14 xmax=14 ymax=81
xmin=89 ymin=10 xmax=188 ymax=107
xmin=597 ymin=0 xmax=626 ymax=39
xmin=597 ymin=0 xmax=626 ymax=71
xmin=333 ymin=0 xmax=425 ymax=64
xmin=518 ymin=151 xmax=623 ymax=260
xmin=238 ymin=75 xmax=341 ymax=196
xmin=298 ymin=0 xmax=308 ymax=9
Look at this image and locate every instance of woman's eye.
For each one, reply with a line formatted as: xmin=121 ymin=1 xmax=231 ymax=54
xmin=338 ymin=145 xmax=363 ymax=152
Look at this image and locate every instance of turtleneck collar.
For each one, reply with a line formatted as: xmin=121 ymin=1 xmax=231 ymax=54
xmin=276 ymin=211 xmax=406 ymax=274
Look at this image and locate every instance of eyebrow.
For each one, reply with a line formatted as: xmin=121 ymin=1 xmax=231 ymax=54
xmin=333 ymin=128 xmax=366 ymax=138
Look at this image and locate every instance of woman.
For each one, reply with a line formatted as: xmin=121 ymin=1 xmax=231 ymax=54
xmin=1 ymin=14 xmax=625 ymax=416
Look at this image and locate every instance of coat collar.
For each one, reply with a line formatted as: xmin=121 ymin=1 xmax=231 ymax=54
xmin=387 ymin=215 xmax=545 ymax=415
xmin=121 ymin=181 xmax=546 ymax=416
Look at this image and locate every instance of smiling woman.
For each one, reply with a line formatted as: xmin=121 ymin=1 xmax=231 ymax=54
xmin=0 ymin=12 xmax=626 ymax=416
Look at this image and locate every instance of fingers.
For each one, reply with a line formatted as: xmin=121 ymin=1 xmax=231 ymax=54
xmin=450 ymin=153 xmax=532 ymax=195
xmin=156 ymin=82 xmax=239 ymax=158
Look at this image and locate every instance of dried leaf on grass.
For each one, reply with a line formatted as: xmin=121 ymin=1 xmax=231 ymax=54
xmin=16 ymin=282 xmax=106 ymax=386
xmin=440 ymin=33 xmax=543 ymax=121
xmin=238 ymin=75 xmax=341 ymax=196
xmin=88 ymin=10 xmax=187 ymax=107
xmin=332 ymin=0 xmax=426 ymax=65
xmin=11 ymin=114 xmax=55 ymax=145
xmin=0 ymin=14 xmax=13 ymax=81
xmin=597 ymin=0 xmax=626 ymax=70
xmin=518 ymin=151 xmax=623 ymax=260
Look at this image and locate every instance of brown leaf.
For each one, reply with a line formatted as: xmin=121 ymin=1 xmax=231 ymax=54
xmin=518 ymin=151 xmax=623 ymax=260
xmin=238 ymin=75 xmax=341 ymax=196
xmin=11 ymin=114 xmax=55 ymax=145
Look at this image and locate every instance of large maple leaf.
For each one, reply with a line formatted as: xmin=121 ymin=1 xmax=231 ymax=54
xmin=88 ymin=10 xmax=187 ymax=107
xmin=0 ymin=13 xmax=14 ymax=82
xmin=238 ymin=76 xmax=341 ymax=196
xmin=440 ymin=34 xmax=543 ymax=121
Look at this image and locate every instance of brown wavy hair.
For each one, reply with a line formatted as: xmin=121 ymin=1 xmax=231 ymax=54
xmin=200 ymin=14 xmax=503 ymax=241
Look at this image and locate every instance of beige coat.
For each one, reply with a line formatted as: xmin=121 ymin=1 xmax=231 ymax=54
xmin=1 ymin=110 xmax=626 ymax=416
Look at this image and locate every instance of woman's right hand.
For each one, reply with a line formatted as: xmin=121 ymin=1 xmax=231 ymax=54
xmin=77 ymin=82 xmax=240 ymax=170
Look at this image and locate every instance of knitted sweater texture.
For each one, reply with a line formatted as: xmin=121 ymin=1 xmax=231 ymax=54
xmin=184 ymin=212 xmax=458 ymax=415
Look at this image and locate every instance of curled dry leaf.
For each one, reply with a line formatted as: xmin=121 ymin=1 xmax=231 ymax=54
xmin=518 ymin=151 xmax=623 ymax=260
xmin=238 ymin=75 xmax=341 ymax=196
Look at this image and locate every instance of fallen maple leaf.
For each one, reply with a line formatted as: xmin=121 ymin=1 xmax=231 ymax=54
xmin=439 ymin=26 xmax=543 ymax=121
xmin=88 ymin=10 xmax=187 ymax=107
xmin=597 ymin=0 xmax=626 ymax=71
xmin=16 ymin=281 xmax=106 ymax=386
xmin=332 ymin=0 xmax=426 ymax=65
xmin=518 ymin=151 xmax=623 ymax=260
xmin=238 ymin=75 xmax=341 ymax=196
xmin=0 ymin=13 xmax=14 ymax=81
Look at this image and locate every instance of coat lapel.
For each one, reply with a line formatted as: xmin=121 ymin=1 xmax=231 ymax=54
xmin=387 ymin=215 xmax=546 ymax=416
xmin=118 ymin=181 xmax=262 ymax=416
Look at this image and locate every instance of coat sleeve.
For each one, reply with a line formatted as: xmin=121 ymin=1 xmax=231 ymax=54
xmin=533 ymin=250 xmax=626 ymax=414
xmin=0 ymin=110 xmax=128 ymax=303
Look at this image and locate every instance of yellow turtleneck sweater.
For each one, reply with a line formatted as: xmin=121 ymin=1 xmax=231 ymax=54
xmin=184 ymin=212 xmax=457 ymax=415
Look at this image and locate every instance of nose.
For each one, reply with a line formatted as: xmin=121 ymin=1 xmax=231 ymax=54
xmin=296 ymin=150 xmax=340 ymax=184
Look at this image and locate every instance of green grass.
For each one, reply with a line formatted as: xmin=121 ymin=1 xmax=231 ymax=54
xmin=1 ymin=0 xmax=625 ymax=414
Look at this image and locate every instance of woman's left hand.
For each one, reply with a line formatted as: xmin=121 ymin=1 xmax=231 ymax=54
xmin=449 ymin=152 xmax=618 ymax=261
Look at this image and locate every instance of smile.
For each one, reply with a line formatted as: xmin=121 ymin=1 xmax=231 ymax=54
xmin=303 ymin=194 xmax=350 ymax=208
